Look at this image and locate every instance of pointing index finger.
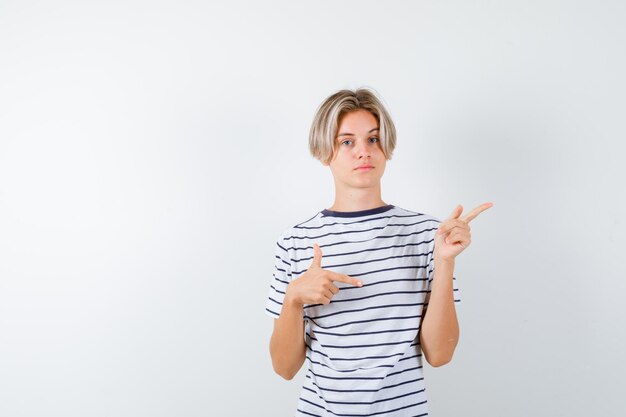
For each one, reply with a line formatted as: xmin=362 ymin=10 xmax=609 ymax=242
xmin=461 ymin=202 xmax=493 ymax=223
xmin=329 ymin=272 xmax=363 ymax=287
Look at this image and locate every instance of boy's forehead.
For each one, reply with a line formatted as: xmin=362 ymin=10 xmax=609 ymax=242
xmin=337 ymin=112 xmax=380 ymax=135
xmin=336 ymin=126 xmax=380 ymax=138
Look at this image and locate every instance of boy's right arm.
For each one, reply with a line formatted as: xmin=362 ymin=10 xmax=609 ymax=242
xmin=269 ymin=243 xmax=362 ymax=380
xmin=269 ymin=293 xmax=306 ymax=380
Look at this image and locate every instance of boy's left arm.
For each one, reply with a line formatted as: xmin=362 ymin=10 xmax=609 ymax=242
xmin=419 ymin=202 xmax=493 ymax=367
xmin=419 ymin=258 xmax=459 ymax=367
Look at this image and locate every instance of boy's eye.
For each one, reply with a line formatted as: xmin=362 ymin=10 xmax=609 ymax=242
xmin=339 ymin=138 xmax=379 ymax=146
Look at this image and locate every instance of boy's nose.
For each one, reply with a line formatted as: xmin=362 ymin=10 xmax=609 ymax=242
xmin=355 ymin=142 xmax=371 ymax=158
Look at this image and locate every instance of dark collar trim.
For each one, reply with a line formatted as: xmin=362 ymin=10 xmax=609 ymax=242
xmin=321 ymin=204 xmax=394 ymax=218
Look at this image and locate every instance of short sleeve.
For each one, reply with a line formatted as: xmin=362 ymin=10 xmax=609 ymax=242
xmin=265 ymin=233 xmax=292 ymax=318
xmin=425 ymin=253 xmax=461 ymax=307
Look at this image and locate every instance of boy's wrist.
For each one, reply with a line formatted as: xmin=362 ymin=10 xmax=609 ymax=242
xmin=434 ymin=256 xmax=455 ymax=270
xmin=284 ymin=286 xmax=304 ymax=309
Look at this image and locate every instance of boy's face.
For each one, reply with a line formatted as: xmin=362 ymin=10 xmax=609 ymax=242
xmin=325 ymin=109 xmax=387 ymax=191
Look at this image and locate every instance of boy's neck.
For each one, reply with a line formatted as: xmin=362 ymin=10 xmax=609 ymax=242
xmin=327 ymin=187 xmax=387 ymax=212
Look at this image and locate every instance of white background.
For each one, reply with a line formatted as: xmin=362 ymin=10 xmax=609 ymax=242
xmin=1 ymin=1 xmax=625 ymax=416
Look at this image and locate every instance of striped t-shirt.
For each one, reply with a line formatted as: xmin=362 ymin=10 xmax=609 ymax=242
xmin=265 ymin=204 xmax=460 ymax=417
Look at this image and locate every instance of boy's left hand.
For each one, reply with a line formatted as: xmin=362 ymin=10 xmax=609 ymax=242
xmin=434 ymin=202 xmax=493 ymax=261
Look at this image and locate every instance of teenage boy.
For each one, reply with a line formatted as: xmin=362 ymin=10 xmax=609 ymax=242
xmin=265 ymin=88 xmax=492 ymax=416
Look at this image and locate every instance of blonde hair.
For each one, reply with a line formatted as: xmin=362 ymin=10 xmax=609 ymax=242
xmin=308 ymin=88 xmax=397 ymax=165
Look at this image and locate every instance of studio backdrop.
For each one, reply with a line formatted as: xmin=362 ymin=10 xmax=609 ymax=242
xmin=0 ymin=1 xmax=624 ymax=416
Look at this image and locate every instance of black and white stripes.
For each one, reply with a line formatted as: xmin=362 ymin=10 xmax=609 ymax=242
xmin=266 ymin=205 xmax=460 ymax=416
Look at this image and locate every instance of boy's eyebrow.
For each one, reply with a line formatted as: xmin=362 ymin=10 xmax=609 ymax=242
xmin=337 ymin=128 xmax=380 ymax=137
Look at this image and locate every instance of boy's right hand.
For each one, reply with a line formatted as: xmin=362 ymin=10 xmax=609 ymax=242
xmin=285 ymin=243 xmax=363 ymax=306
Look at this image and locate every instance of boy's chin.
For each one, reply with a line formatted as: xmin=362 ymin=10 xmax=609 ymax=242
xmin=349 ymin=180 xmax=381 ymax=189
